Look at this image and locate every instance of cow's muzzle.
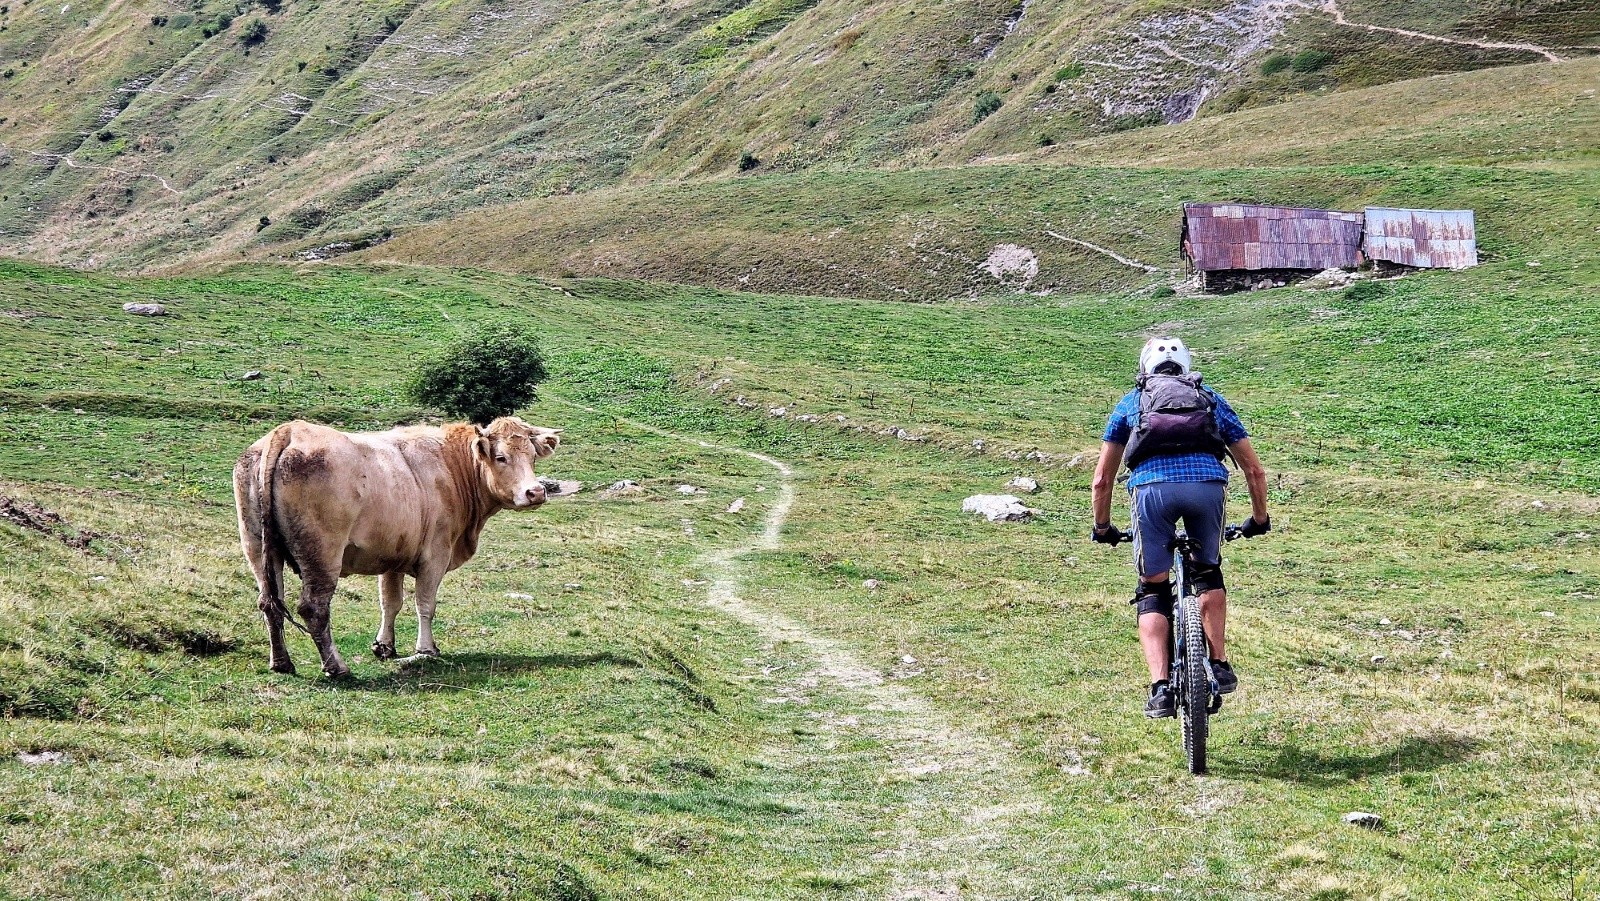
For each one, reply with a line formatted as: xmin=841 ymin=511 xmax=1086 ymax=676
xmin=518 ymin=485 xmax=547 ymax=507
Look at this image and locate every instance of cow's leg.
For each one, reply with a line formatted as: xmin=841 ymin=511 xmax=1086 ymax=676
xmin=260 ymin=582 xmax=295 ymax=674
xmin=414 ymin=565 xmax=446 ymax=657
xmin=373 ymin=572 xmax=404 ymax=660
xmin=295 ymin=555 xmax=349 ymax=679
xmin=246 ymin=554 xmax=294 ymax=674
xmin=235 ymin=455 xmax=295 ymax=675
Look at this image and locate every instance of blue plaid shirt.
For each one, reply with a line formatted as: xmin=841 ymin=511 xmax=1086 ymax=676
xmin=1102 ymin=386 xmax=1248 ymax=488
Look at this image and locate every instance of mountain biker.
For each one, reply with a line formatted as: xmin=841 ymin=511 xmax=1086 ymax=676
xmin=1090 ymin=337 xmax=1271 ymax=719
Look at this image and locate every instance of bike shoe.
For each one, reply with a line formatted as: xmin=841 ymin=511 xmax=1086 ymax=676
xmin=1144 ymin=681 xmax=1175 ymax=719
xmin=1211 ymin=660 xmax=1238 ymax=694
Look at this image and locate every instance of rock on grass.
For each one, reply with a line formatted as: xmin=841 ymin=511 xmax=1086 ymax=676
xmin=962 ymin=494 xmax=1037 ymax=522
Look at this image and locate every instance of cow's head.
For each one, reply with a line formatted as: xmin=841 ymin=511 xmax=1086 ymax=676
xmin=475 ymin=416 xmax=562 ymax=509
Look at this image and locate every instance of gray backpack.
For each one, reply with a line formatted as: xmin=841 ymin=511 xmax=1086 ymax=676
xmin=1122 ymin=372 xmax=1227 ymax=468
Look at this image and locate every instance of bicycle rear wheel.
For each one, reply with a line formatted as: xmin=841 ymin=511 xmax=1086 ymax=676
xmin=1180 ymin=597 xmax=1209 ymax=775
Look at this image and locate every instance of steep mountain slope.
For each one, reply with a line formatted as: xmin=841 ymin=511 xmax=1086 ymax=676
xmin=369 ymin=58 xmax=1599 ymax=300
xmin=0 ymin=0 xmax=1590 ymax=271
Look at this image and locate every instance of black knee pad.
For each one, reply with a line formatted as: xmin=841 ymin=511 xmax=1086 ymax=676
xmin=1188 ymin=561 xmax=1226 ymax=594
xmin=1132 ymin=581 xmax=1174 ymax=618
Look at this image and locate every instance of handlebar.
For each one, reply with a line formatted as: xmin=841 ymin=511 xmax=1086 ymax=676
xmin=1098 ymin=522 xmax=1264 ymax=547
xmin=1094 ymin=527 xmax=1135 ymax=546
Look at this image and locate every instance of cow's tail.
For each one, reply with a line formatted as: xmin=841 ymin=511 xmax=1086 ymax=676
xmin=258 ymin=425 xmax=311 ymax=635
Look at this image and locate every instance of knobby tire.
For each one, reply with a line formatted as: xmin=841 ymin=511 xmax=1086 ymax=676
xmin=1181 ymin=597 xmax=1209 ymax=775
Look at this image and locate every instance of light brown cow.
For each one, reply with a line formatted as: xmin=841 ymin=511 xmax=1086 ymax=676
xmin=233 ymin=416 xmax=561 ymax=677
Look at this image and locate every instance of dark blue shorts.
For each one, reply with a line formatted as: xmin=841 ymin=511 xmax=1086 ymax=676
xmin=1130 ymin=481 xmax=1225 ymax=580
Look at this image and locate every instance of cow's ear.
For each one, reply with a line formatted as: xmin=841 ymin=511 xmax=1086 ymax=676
xmin=535 ymin=433 xmax=560 ymax=458
xmin=474 ymin=436 xmax=491 ymax=460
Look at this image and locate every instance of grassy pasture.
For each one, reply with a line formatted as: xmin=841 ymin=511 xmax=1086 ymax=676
xmin=1 ymin=258 xmax=1596 ymax=898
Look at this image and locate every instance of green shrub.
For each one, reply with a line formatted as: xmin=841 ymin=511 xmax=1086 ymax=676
xmin=972 ymin=90 xmax=1002 ymax=123
xmin=1260 ymin=53 xmax=1291 ymax=75
xmin=1055 ymin=62 xmax=1084 ymax=81
xmin=1291 ymin=50 xmax=1332 ymax=72
xmin=407 ymin=322 xmax=548 ymax=424
xmin=239 ymin=18 xmax=267 ymax=45
xmin=738 ymin=150 xmax=759 ymax=171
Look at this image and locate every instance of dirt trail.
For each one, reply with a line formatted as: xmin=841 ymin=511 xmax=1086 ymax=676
xmin=548 ymin=397 xmax=1044 ymax=898
xmin=1044 ymin=230 xmax=1166 ymax=273
xmin=1312 ymin=0 xmax=1565 ymax=62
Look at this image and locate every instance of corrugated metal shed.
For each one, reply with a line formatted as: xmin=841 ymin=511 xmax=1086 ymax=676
xmin=1363 ymin=207 xmax=1478 ymax=269
xmin=1182 ymin=203 xmax=1364 ymax=272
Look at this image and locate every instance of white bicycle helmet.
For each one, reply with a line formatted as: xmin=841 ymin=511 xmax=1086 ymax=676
xmin=1139 ymin=336 xmax=1192 ymax=375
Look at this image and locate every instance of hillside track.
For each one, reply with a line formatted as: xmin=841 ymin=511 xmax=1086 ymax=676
xmin=1311 ymin=0 xmax=1567 ymax=61
xmin=547 ymin=397 xmax=1047 ymax=899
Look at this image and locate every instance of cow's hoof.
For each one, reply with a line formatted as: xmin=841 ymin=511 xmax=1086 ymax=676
xmin=371 ymin=642 xmax=396 ymax=660
xmin=415 ymin=647 xmax=441 ymax=659
xmin=322 ymin=665 xmax=352 ymax=680
xmin=269 ymin=659 xmax=296 ymax=675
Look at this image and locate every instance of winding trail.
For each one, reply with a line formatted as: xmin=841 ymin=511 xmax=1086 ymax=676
xmin=547 ymin=397 xmax=1044 ymax=898
xmin=1311 ymin=0 xmax=1565 ymax=62
xmin=14 ymin=148 xmax=182 ymax=196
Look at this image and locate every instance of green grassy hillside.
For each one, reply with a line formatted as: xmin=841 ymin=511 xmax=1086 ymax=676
xmin=1 ymin=255 xmax=1596 ymax=898
xmin=0 ymin=0 xmax=1591 ymax=272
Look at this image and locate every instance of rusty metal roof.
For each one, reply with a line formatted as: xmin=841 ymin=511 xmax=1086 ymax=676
xmin=1182 ymin=203 xmax=1363 ymax=272
xmin=1363 ymin=207 xmax=1478 ymax=269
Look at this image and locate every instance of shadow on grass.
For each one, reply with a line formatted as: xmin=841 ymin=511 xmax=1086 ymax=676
xmin=1216 ymin=732 xmax=1481 ymax=784
xmin=340 ymin=650 xmax=642 ymax=691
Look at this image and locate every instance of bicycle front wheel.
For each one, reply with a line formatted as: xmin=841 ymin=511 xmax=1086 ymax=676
xmin=1180 ymin=597 xmax=1209 ymax=775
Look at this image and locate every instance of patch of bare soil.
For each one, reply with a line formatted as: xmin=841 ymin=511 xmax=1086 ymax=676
xmin=0 ymin=495 xmax=108 ymax=551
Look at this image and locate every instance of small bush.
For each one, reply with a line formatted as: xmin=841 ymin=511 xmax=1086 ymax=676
xmin=407 ymin=322 xmax=548 ymax=425
xmin=150 ymin=14 xmax=168 ymax=26
xmin=805 ymin=113 xmax=821 ymax=128
xmin=1291 ymin=49 xmax=1332 ymax=72
xmin=972 ymin=90 xmax=1002 ymax=123
xmin=1037 ymin=133 xmax=1054 ymax=147
xmin=1260 ymin=53 xmax=1291 ymax=75
xmin=1151 ymin=285 xmax=1176 ymax=298
xmin=257 ymin=216 xmax=271 ymax=231
xmin=259 ymin=0 xmax=283 ymax=12
xmin=737 ymin=150 xmax=759 ymax=171
xmin=1055 ymin=62 xmax=1084 ymax=81
xmin=239 ymin=18 xmax=267 ymax=45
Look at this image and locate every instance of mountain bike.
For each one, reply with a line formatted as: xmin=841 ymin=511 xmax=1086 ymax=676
xmin=1105 ymin=524 xmax=1249 ymax=775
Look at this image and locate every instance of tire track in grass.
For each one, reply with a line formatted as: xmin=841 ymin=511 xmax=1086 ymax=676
xmin=546 ymin=397 xmax=1044 ymax=899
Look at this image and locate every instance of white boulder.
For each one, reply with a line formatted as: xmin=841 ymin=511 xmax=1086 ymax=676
xmin=1005 ymin=476 xmax=1040 ymax=494
xmin=962 ymin=494 xmax=1037 ymax=523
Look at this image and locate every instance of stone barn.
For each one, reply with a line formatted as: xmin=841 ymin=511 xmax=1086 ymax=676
xmin=1182 ymin=203 xmax=1364 ymax=292
xmin=1363 ymin=207 xmax=1478 ymax=271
